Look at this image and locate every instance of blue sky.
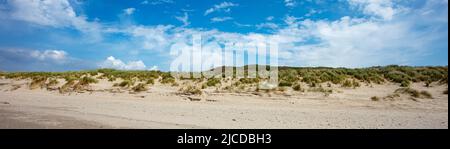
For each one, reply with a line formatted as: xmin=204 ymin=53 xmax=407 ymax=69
xmin=0 ymin=0 xmax=448 ymax=71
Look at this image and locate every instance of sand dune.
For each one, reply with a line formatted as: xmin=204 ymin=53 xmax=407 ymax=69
xmin=0 ymin=78 xmax=447 ymax=129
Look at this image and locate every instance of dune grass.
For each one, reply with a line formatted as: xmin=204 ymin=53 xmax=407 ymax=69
xmin=131 ymin=83 xmax=148 ymax=92
xmin=395 ymin=88 xmax=433 ymax=99
xmin=1 ymin=65 xmax=447 ymax=94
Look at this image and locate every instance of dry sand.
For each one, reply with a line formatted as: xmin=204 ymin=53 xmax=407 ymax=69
xmin=0 ymin=78 xmax=447 ymax=129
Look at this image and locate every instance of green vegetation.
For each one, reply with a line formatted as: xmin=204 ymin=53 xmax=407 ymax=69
xmin=160 ymin=73 xmax=175 ymax=84
xmin=308 ymin=87 xmax=333 ymax=96
xmin=206 ymin=78 xmax=221 ymax=87
xmin=47 ymin=78 xmax=59 ymax=87
xmin=395 ymin=88 xmax=433 ymax=99
xmin=292 ymin=83 xmax=303 ymax=92
xmin=179 ymin=85 xmax=202 ymax=95
xmin=114 ymin=80 xmax=134 ymax=88
xmin=131 ymin=83 xmax=148 ymax=92
xmin=1 ymin=65 xmax=447 ymax=94
xmin=29 ymin=77 xmax=47 ymax=89
xmin=371 ymin=96 xmax=380 ymax=101
xmin=238 ymin=78 xmax=260 ymax=84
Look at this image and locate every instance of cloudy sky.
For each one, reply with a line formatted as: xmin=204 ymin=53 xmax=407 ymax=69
xmin=0 ymin=0 xmax=448 ymax=71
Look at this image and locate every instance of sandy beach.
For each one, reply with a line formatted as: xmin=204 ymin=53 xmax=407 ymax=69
xmin=0 ymin=78 xmax=447 ymax=129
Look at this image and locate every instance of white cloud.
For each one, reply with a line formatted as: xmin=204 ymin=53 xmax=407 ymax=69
xmin=284 ymin=0 xmax=296 ymax=8
xmin=5 ymin=0 xmax=445 ymax=70
xmin=128 ymin=25 xmax=173 ymax=51
xmin=304 ymin=9 xmax=320 ymax=17
xmin=204 ymin=2 xmax=238 ymax=16
xmin=9 ymin=0 xmax=76 ymax=27
xmin=234 ymin=22 xmax=252 ymax=27
xmin=348 ymin=0 xmax=397 ymax=20
xmin=100 ymin=56 xmax=148 ymax=70
xmin=256 ymin=22 xmax=279 ymax=30
xmin=81 ymin=0 xmax=448 ymax=68
xmin=6 ymin=0 xmax=102 ymax=41
xmin=266 ymin=16 xmax=274 ymax=21
xmin=210 ymin=17 xmax=233 ymax=23
xmin=149 ymin=65 xmax=159 ymax=71
xmin=30 ymin=50 xmax=67 ymax=61
xmin=141 ymin=0 xmax=174 ymax=5
xmin=123 ymin=8 xmax=136 ymax=15
xmin=175 ymin=12 xmax=190 ymax=26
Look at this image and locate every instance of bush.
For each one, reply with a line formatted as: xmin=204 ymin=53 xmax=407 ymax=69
xmin=384 ymin=93 xmax=401 ymax=101
xmin=78 ymin=76 xmax=98 ymax=85
xmin=206 ymin=78 xmax=221 ymax=87
xmin=395 ymin=88 xmax=433 ymax=99
xmin=352 ymin=80 xmax=360 ymax=88
xmin=146 ymin=79 xmax=154 ymax=85
xmin=385 ymin=71 xmax=411 ymax=85
xmin=400 ymin=80 xmax=410 ymax=87
xmin=308 ymin=87 xmax=332 ymax=96
xmin=108 ymin=77 xmax=116 ymax=82
xmin=341 ymin=80 xmax=353 ymax=88
xmin=424 ymin=79 xmax=432 ymax=87
xmin=47 ymin=79 xmax=59 ymax=87
xmin=132 ymin=83 xmax=148 ymax=92
xmin=179 ymin=85 xmax=202 ymax=95
xmin=395 ymin=88 xmax=420 ymax=98
xmin=116 ymin=80 xmax=134 ymax=88
xmin=292 ymin=84 xmax=302 ymax=91
xmin=30 ymin=77 xmax=47 ymax=89
xmin=201 ymin=83 xmax=207 ymax=89
xmin=420 ymin=91 xmax=433 ymax=99
xmin=239 ymin=78 xmax=260 ymax=84
xmin=64 ymin=76 xmax=77 ymax=83
xmin=59 ymin=81 xmax=75 ymax=94
xmin=278 ymin=80 xmax=293 ymax=87
xmin=371 ymin=96 xmax=380 ymax=101
xmin=161 ymin=76 xmax=175 ymax=84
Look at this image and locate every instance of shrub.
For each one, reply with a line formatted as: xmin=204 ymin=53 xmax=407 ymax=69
xmin=108 ymin=77 xmax=116 ymax=82
xmin=161 ymin=76 xmax=175 ymax=84
xmin=395 ymin=88 xmax=432 ymax=99
xmin=78 ymin=76 xmax=98 ymax=86
xmin=292 ymin=84 xmax=302 ymax=91
xmin=239 ymin=78 xmax=260 ymax=84
xmin=419 ymin=91 xmax=433 ymax=99
xmin=59 ymin=80 xmax=76 ymax=93
xmin=352 ymin=80 xmax=360 ymax=88
xmin=30 ymin=77 xmax=47 ymax=89
xmin=132 ymin=83 xmax=148 ymax=92
xmin=395 ymin=88 xmax=420 ymax=98
xmin=341 ymin=80 xmax=353 ymax=88
xmin=72 ymin=76 xmax=98 ymax=91
xmin=64 ymin=76 xmax=77 ymax=83
xmin=371 ymin=96 xmax=380 ymax=101
xmin=206 ymin=78 xmax=221 ymax=87
xmin=179 ymin=85 xmax=202 ymax=95
xmin=424 ymin=79 xmax=432 ymax=87
xmin=385 ymin=71 xmax=411 ymax=84
xmin=384 ymin=93 xmax=401 ymax=101
xmin=146 ymin=79 xmax=154 ymax=85
xmin=201 ymin=83 xmax=207 ymax=89
xmin=400 ymin=80 xmax=410 ymax=87
xmin=276 ymin=87 xmax=287 ymax=92
xmin=116 ymin=80 xmax=134 ymax=88
xmin=278 ymin=80 xmax=293 ymax=87
xmin=308 ymin=87 xmax=332 ymax=96
xmin=47 ymin=79 xmax=59 ymax=87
